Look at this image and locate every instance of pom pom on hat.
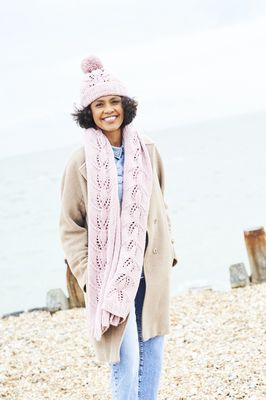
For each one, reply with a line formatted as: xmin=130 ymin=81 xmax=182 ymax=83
xmin=80 ymin=55 xmax=128 ymax=107
xmin=81 ymin=56 xmax=103 ymax=73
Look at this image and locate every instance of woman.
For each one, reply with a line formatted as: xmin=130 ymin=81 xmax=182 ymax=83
xmin=59 ymin=56 xmax=177 ymax=400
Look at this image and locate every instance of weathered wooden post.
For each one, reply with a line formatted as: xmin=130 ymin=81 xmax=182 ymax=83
xmin=46 ymin=288 xmax=69 ymax=312
xmin=229 ymin=262 xmax=250 ymax=288
xmin=244 ymin=226 xmax=266 ymax=284
xmin=65 ymin=259 xmax=85 ymax=308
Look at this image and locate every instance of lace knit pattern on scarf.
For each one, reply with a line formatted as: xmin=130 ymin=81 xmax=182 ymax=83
xmin=84 ymin=124 xmax=153 ymax=341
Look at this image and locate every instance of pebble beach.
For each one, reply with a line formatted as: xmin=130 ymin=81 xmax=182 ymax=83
xmin=1 ymin=283 xmax=266 ymax=400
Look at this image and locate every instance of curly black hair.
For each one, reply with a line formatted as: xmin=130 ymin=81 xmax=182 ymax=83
xmin=72 ymin=96 xmax=138 ymax=129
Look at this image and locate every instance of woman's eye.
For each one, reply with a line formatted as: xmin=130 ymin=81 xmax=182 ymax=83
xmin=96 ymin=103 xmax=103 ymax=107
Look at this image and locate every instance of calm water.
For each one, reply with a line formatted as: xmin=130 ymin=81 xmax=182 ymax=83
xmin=1 ymin=112 xmax=266 ymax=315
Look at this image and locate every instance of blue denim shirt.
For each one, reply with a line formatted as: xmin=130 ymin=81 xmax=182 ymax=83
xmin=111 ymin=143 xmax=124 ymax=204
xmin=111 ymin=143 xmax=145 ymax=279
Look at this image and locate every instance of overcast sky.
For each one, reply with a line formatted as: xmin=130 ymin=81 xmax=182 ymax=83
xmin=1 ymin=0 xmax=266 ymax=156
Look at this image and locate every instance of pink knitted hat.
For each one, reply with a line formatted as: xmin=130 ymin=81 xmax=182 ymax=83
xmin=80 ymin=56 xmax=128 ymax=108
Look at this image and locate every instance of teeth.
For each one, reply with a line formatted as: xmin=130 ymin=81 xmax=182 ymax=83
xmin=103 ymin=116 xmax=117 ymax=122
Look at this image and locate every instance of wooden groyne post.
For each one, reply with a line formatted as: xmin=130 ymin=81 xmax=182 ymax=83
xmin=229 ymin=262 xmax=250 ymax=288
xmin=65 ymin=259 xmax=85 ymax=308
xmin=244 ymin=226 xmax=266 ymax=284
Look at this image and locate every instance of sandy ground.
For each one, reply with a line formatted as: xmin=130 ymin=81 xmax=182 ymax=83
xmin=1 ymin=282 xmax=266 ymax=400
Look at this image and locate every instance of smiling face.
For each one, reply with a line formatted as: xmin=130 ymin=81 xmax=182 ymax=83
xmin=90 ymin=95 xmax=124 ymax=135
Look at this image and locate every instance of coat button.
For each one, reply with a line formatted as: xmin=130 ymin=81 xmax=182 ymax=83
xmin=154 ymin=218 xmax=157 ymax=224
xmin=153 ymin=248 xmax=158 ymax=254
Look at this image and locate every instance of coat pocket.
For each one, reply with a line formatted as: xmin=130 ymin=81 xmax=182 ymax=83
xmin=144 ymin=230 xmax=149 ymax=253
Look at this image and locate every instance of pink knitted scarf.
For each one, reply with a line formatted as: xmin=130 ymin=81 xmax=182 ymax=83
xmin=84 ymin=123 xmax=153 ymax=341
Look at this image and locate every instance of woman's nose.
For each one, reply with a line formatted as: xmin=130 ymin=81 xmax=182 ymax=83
xmin=103 ymin=103 xmax=114 ymax=114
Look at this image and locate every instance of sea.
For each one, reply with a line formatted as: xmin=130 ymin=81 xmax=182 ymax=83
xmin=1 ymin=111 xmax=266 ymax=316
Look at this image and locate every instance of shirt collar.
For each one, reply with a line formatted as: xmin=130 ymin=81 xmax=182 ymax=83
xmin=111 ymin=142 xmax=124 ymax=160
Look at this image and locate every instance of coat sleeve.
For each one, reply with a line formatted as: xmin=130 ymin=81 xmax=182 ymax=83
xmin=153 ymin=145 xmax=178 ymax=267
xmin=59 ymin=154 xmax=88 ymax=293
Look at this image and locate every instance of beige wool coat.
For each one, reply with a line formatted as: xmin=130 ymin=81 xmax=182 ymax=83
xmin=59 ymin=134 xmax=178 ymax=363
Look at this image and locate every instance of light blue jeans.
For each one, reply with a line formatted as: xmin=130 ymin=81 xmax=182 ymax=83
xmin=109 ymin=276 xmax=165 ymax=400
